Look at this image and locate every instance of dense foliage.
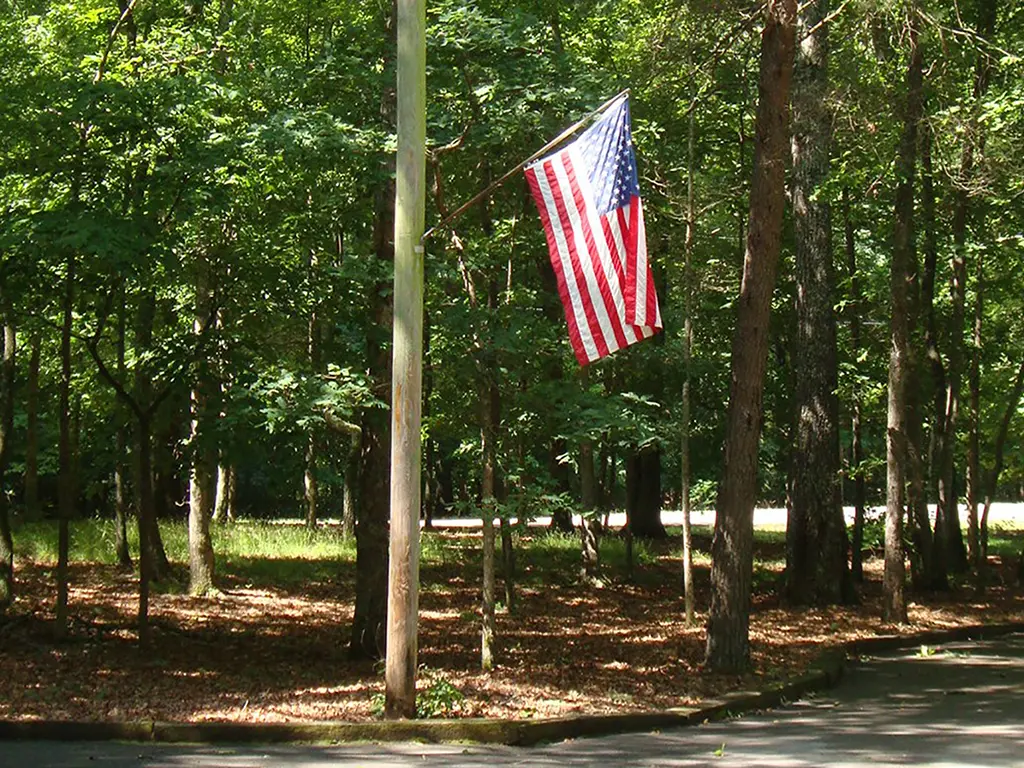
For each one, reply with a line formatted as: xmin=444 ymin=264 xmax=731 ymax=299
xmin=1 ymin=0 xmax=1023 ymax=654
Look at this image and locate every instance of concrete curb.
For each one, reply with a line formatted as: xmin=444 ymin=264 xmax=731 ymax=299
xmin=1 ymin=621 xmax=1020 ymax=747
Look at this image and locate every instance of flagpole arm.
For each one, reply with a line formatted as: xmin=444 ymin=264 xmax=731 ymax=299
xmin=421 ymin=87 xmax=630 ymax=243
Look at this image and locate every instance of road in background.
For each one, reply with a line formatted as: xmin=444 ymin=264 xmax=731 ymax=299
xmin=428 ymin=501 xmax=1024 ymax=531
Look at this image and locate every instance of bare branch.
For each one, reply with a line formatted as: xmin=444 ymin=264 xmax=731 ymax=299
xmin=95 ymin=0 xmax=140 ymax=85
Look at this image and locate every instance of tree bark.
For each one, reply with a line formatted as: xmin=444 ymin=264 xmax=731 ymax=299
xmin=500 ymin=517 xmax=515 ymax=614
xmin=24 ymin=332 xmax=41 ymax=519
xmin=55 ymin=255 xmax=74 ymax=640
xmin=626 ymin=446 xmax=666 ymax=539
xmin=579 ymin=435 xmax=600 ymax=585
xmin=952 ymin=0 xmax=998 ymax=570
xmin=966 ymin=247 xmax=983 ymax=573
xmin=843 ymin=188 xmax=867 ymax=583
xmin=884 ymin=14 xmax=923 ymax=624
xmin=350 ymin=25 xmax=395 ymax=657
xmin=114 ymin=293 xmax=132 ymax=569
xmin=135 ymin=292 xmax=170 ymax=582
xmin=305 ymin=249 xmax=323 ymax=529
xmin=920 ymin=128 xmax=954 ymax=589
xmin=135 ymin=412 xmax=155 ymax=647
xmin=342 ymin=433 xmax=359 ymax=538
xmin=480 ymin=379 xmax=497 ymax=672
xmin=0 ymin=316 xmax=15 ymax=610
xmin=681 ymin=79 xmax=696 ymax=623
xmin=213 ymin=462 xmax=236 ymax=523
xmin=350 ymin=401 xmax=390 ymax=660
xmin=787 ymin=0 xmax=850 ymax=606
xmin=548 ymin=435 xmax=574 ymax=533
xmin=706 ymin=0 xmax=796 ymax=673
xmin=188 ymin=256 xmax=217 ymax=596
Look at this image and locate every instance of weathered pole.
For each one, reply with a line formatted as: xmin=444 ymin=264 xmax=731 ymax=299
xmin=384 ymin=0 xmax=426 ymax=720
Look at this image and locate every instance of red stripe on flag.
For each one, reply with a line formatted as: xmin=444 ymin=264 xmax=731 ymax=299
xmin=525 ymin=163 xmax=589 ymax=364
xmin=634 ymin=199 xmax=660 ymax=329
xmin=562 ymin=155 xmax=630 ymax=353
xmin=598 ymin=215 xmax=634 ymax=344
xmin=542 ymin=157 xmax=610 ymax=361
xmin=619 ymin=206 xmax=638 ymax=326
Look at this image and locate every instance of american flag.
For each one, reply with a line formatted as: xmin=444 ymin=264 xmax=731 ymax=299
xmin=525 ymin=96 xmax=662 ymax=366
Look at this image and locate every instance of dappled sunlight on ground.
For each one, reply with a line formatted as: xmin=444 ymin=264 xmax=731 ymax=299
xmin=1 ymin=528 xmax=1022 ymax=724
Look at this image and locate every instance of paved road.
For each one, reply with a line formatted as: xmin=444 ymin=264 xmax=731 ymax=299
xmin=7 ymin=635 xmax=1024 ymax=768
xmin=424 ymin=501 xmax=1024 ymax=531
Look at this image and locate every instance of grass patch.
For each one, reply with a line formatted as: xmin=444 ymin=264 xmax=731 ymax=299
xmin=12 ymin=518 xmax=358 ymax=568
xmin=984 ymin=526 xmax=1024 ymax=557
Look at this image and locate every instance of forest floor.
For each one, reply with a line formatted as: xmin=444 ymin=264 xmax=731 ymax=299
xmin=1 ymin=521 xmax=1023 ymax=724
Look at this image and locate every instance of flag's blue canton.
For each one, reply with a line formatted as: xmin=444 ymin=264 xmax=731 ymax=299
xmin=577 ymin=97 xmax=640 ymax=217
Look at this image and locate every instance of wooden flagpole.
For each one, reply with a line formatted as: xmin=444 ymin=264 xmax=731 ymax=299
xmin=385 ymin=0 xmax=426 ymax=720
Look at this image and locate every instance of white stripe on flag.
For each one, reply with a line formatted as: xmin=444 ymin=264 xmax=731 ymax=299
xmin=601 ymin=209 xmax=640 ymax=342
xmin=631 ymin=202 xmax=649 ymax=328
xmin=533 ymin=160 xmax=600 ymax=363
xmin=567 ymin=147 xmax=640 ymax=346
xmin=550 ymin=153 xmax=621 ymax=357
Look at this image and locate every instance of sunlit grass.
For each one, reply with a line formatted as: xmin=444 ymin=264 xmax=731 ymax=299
xmin=12 ymin=518 xmax=358 ymax=565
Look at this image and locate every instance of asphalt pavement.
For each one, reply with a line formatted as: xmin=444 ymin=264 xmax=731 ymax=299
xmin=5 ymin=634 xmax=1023 ymax=768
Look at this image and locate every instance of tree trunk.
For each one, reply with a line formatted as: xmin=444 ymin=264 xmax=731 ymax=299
xmin=579 ymin=435 xmax=600 ymax=585
xmin=188 ymin=258 xmax=217 ymax=596
xmin=883 ymin=15 xmax=923 ymax=624
xmin=953 ymin=0 xmax=998 ymax=570
xmin=24 ymin=332 xmax=41 ymax=520
xmin=626 ymin=446 xmax=666 ymax=539
xmin=350 ymin=44 xmax=395 ymax=658
xmin=135 ymin=413 xmax=155 ymax=647
xmin=305 ymin=250 xmax=322 ymax=529
xmin=350 ymin=404 xmax=389 ymax=660
xmin=479 ymin=249 xmax=501 ymax=668
xmin=843 ymin=188 xmax=867 ymax=583
xmin=342 ymin=433 xmax=359 ymax=538
xmin=681 ymin=80 xmax=696 ymax=623
xmin=787 ymin=0 xmax=850 ymax=606
xmin=920 ymin=128 xmax=953 ymax=589
xmin=135 ymin=292 xmax=170 ymax=582
xmin=114 ymin=293 xmax=132 ymax=570
xmin=548 ymin=436 xmax=574 ymax=533
xmin=480 ymin=381 xmax=497 ymax=672
xmin=213 ymin=462 xmax=236 ymax=523
xmin=705 ymin=0 xmax=797 ymax=673
xmin=56 ymin=256 xmax=74 ymax=640
xmin=304 ymin=435 xmax=319 ymax=528
xmin=500 ymin=517 xmax=515 ymax=614
xmin=0 ymin=317 xmax=15 ymax=610
xmin=967 ymin=235 xmax=984 ymax=568
xmin=421 ymin=312 xmax=435 ymax=531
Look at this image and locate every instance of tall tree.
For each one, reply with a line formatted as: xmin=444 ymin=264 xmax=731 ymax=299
xmin=843 ymin=188 xmax=867 ymax=583
xmin=0 ymin=309 xmax=14 ymax=609
xmin=350 ymin=4 xmax=396 ymax=660
xmin=188 ymin=251 xmax=217 ymax=596
xmin=787 ymin=0 xmax=850 ymax=606
xmin=55 ymin=250 xmax=74 ymax=640
xmin=23 ymin=332 xmax=41 ymax=519
xmin=948 ymin=0 xmax=998 ymax=570
xmin=113 ymin=293 xmax=132 ymax=570
xmin=883 ymin=10 xmax=924 ymax=624
xmin=706 ymin=0 xmax=797 ymax=672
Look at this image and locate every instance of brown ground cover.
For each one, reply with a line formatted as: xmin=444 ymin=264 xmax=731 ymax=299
xmin=1 ymin=529 xmax=1022 ymax=724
